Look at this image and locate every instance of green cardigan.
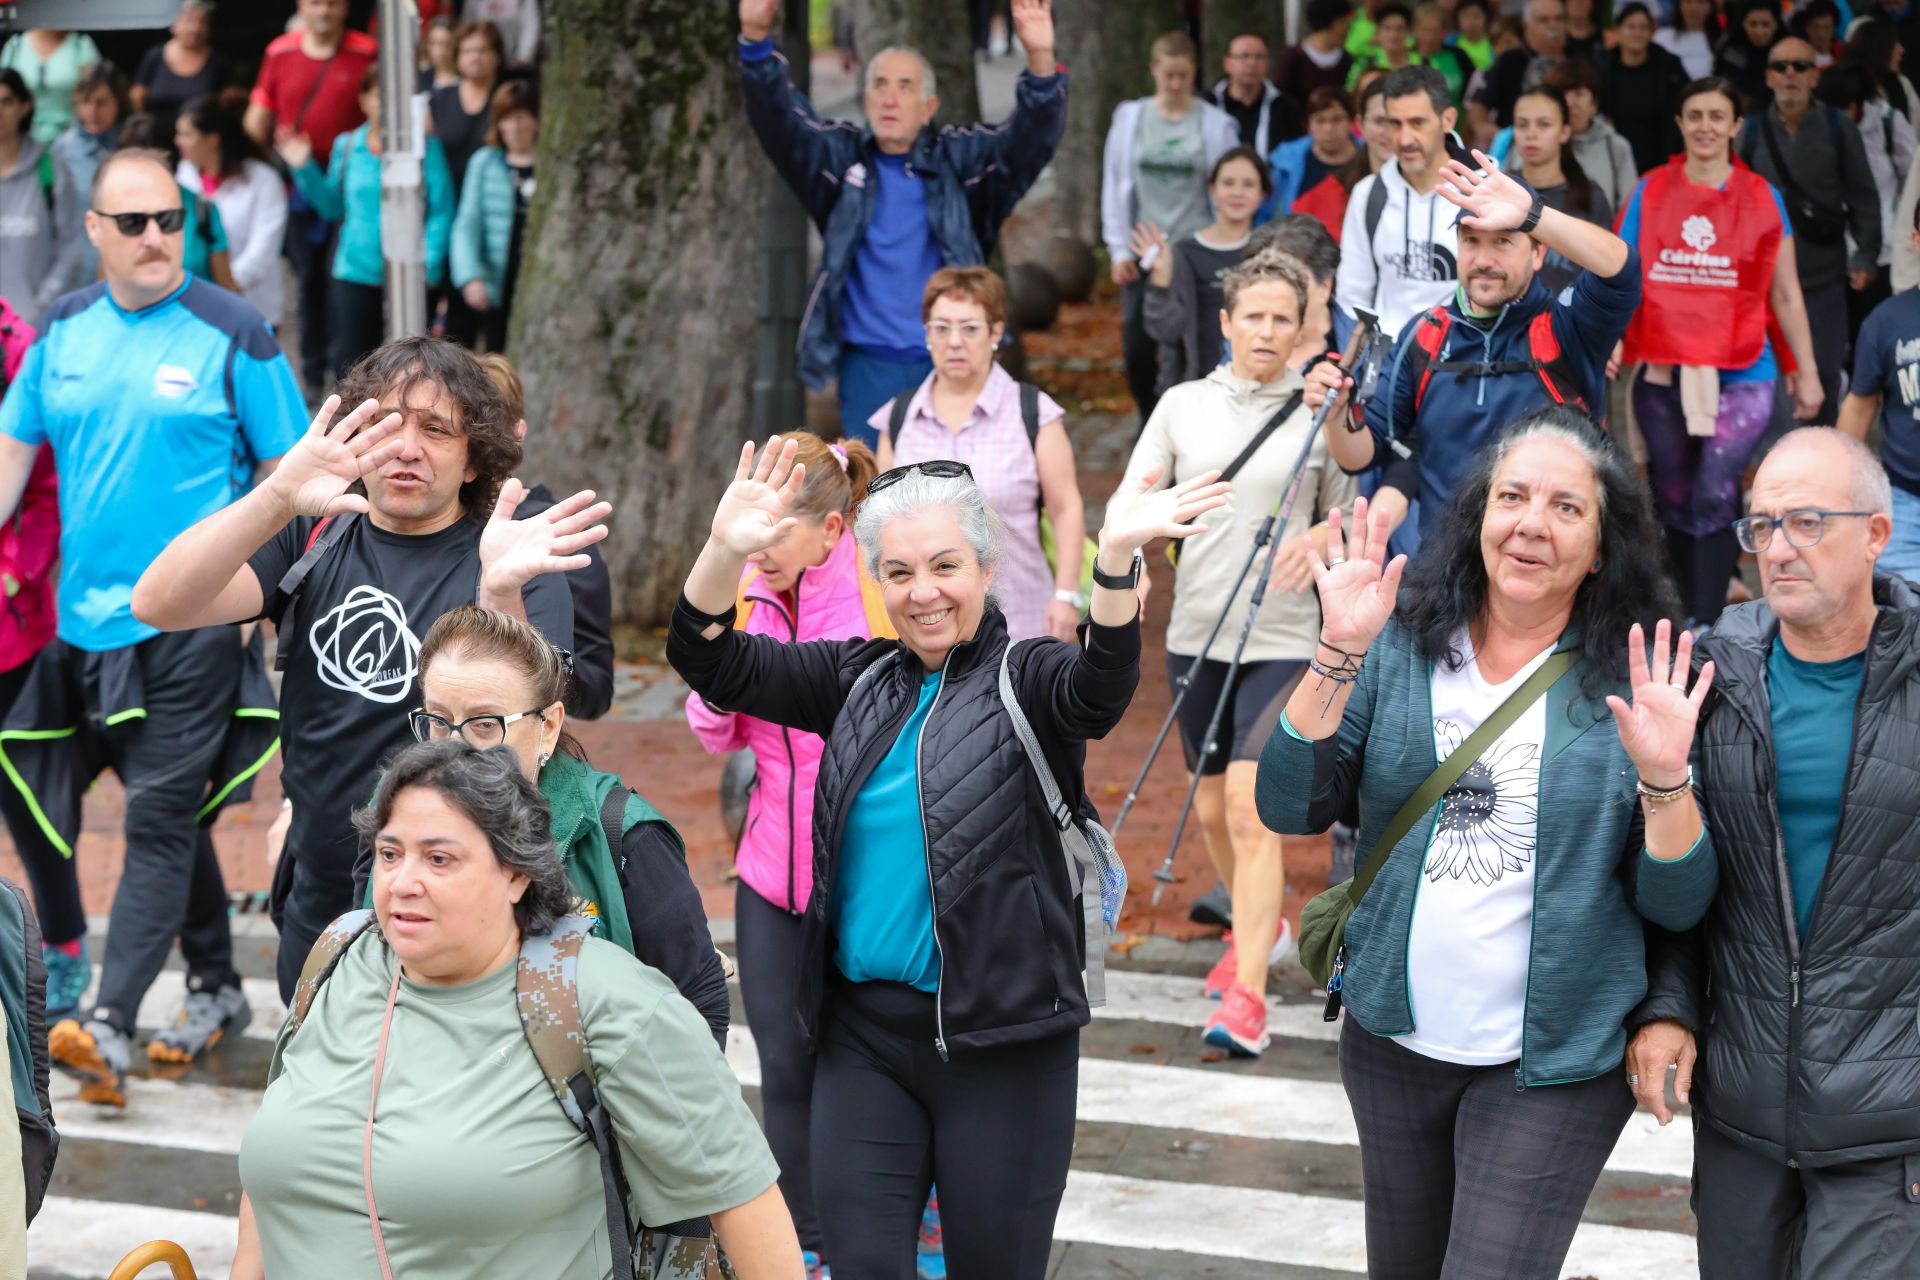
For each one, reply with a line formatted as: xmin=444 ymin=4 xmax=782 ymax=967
xmin=1257 ymin=621 xmax=1719 ymax=1087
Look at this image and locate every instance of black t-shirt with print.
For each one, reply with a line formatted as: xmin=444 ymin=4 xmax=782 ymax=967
xmin=249 ymin=514 xmax=574 ymax=889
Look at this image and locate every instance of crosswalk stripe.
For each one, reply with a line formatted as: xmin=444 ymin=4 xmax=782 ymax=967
xmin=1055 ymin=1169 xmax=1698 ymax=1277
xmin=30 ymin=1196 xmax=237 ymax=1278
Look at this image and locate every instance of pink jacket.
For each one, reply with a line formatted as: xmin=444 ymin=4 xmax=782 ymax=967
xmin=685 ymin=533 xmax=890 ymax=914
xmin=0 ymin=300 xmax=57 ymax=675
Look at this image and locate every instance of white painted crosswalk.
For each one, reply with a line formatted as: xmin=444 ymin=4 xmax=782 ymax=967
xmin=31 ymin=965 xmax=1700 ymax=1279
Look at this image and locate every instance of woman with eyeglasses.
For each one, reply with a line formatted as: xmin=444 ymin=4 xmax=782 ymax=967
xmin=1614 ymin=75 xmax=1821 ymax=627
xmin=872 ymin=266 xmax=1089 ymax=643
xmin=399 ymin=605 xmax=732 ymax=1046
xmin=669 ymin=437 xmax=1228 ymax=1279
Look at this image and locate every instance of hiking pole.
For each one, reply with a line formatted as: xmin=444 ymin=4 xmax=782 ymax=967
xmin=1147 ymin=315 xmax=1380 ymax=906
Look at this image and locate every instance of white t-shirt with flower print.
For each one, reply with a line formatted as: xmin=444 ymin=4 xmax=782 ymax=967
xmin=1401 ymin=630 xmax=1552 ymax=1066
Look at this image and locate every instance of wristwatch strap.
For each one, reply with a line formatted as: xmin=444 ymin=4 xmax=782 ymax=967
xmin=1091 ymin=551 xmax=1143 ymax=591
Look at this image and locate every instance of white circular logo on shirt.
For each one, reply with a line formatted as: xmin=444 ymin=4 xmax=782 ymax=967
xmin=1681 ymin=215 xmax=1717 ymax=254
xmin=310 ymin=585 xmax=421 ymax=704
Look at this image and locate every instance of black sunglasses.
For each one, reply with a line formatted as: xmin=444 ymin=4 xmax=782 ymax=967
xmin=866 ymin=459 xmax=975 ymax=497
xmin=92 ymin=208 xmax=187 ymax=237
xmin=1767 ymin=59 xmax=1816 ymax=73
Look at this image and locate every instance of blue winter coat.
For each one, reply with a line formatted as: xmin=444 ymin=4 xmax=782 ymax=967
xmin=738 ymin=40 xmax=1067 ymax=389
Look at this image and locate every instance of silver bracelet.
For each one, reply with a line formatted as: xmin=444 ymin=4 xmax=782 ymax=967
xmin=1636 ymin=769 xmax=1693 ymax=805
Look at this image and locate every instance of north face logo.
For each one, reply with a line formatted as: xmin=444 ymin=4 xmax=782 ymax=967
xmin=1681 ymin=215 xmax=1717 ymax=253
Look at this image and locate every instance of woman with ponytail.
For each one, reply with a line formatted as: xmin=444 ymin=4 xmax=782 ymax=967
xmin=684 ymin=429 xmax=888 ymax=1280
xmin=1504 ymin=85 xmax=1614 ymax=293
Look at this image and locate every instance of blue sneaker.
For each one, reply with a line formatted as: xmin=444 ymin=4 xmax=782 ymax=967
xmin=42 ymin=940 xmax=90 ymax=1020
xmin=916 ymin=1192 xmax=944 ymax=1279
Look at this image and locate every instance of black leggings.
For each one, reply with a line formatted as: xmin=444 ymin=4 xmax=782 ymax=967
xmin=1339 ymin=1018 xmax=1633 ymax=1280
xmin=1166 ymin=654 xmax=1305 ymax=776
xmin=735 ymin=882 xmax=822 ymax=1252
xmin=811 ymin=978 xmax=1078 ymax=1280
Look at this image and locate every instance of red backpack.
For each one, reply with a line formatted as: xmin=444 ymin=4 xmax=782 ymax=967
xmin=1401 ymin=305 xmax=1599 ymax=425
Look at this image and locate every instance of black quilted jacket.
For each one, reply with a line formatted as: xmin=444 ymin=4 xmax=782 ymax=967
xmin=1634 ymin=576 xmax=1920 ymax=1167
xmin=668 ymin=598 xmax=1139 ymax=1056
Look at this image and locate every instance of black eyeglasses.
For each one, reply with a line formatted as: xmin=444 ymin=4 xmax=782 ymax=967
xmin=92 ymin=208 xmax=187 ymax=237
xmin=866 ymin=459 xmax=975 ymax=497
xmin=1730 ymin=509 xmax=1873 ymax=553
xmin=1767 ymin=58 xmax=1816 ymax=74
xmin=408 ymin=708 xmax=546 ymax=748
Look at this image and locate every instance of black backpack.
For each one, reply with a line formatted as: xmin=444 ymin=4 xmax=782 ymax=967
xmin=0 ymin=876 xmax=57 ymax=1223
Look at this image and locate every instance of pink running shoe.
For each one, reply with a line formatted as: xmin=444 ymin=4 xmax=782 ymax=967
xmin=1204 ymin=931 xmax=1238 ymax=999
xmin=1203 ymin=981 xmax=1271 ymax=1057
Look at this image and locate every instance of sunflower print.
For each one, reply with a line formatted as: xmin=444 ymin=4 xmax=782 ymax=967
xmin=1427 ymin=718 xmax=1539 ymax=886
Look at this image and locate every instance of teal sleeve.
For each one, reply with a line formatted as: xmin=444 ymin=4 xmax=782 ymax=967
xmin=233 ymin=343 xmax=307 ymax=464
xmin=207 ymin=199 xmax=231 ymax=254
xmin=423 ymin=138 xmax=455 ymax=288
xmin=1633 ymin=821 xmax=1718 ymax=931
xmin=0 ymin=343 xmax=47 ymax=446
xmin=449 ymin=160 xmax=486 ymax=291
xmin=291 ymin=144 xmax=346 ymax=224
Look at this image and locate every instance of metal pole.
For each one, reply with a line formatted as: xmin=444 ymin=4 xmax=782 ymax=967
xmin=378 ymin=0 xmax=427 ymax=342
xmin=752 ymin=0 xmax=812 ymax=436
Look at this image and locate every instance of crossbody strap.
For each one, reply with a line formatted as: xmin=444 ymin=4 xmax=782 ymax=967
xmin=1218 ymin=391 xmax=1305 ymax=488
xmin=1349 ymin=648 xmax=1577 ymax=905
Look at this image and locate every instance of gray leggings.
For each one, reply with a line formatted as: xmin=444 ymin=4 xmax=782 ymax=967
xmin=1339 ymin=1017 xmax=1634 ymax=1280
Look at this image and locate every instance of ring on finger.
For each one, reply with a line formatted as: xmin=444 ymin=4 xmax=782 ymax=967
xmin=1327 ymin=555 xmax=1347 ymax=566
xmin=1627 ymin=1074 xmax=1639 ymax=1086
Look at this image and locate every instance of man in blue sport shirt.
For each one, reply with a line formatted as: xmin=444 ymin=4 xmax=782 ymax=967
xmin=735 ymin=0 xmax=1067 ymax=447
xmin=0 ymin=148 xmax=307 ymax=1108
xmin=1309 ymin=151 xmax=1640 ymax=547
xmin=1838 ymin=198 xmax=1920 ymax=582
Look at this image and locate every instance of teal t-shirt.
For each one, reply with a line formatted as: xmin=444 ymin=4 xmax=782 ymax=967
xmin=832 ymin=672 xmax=942 ymax=991
xmin=1768 ymin=640 xmax=1865 ymax=940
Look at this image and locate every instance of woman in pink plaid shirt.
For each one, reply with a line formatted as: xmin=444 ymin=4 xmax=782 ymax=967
xmin=871 ymin=267 xmax=1088 ymax=642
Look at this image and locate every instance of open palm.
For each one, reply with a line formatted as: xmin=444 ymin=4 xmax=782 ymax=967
xmin=712 ymin=437 xmax=807 ymax=557
xmin=1606 ymin=621 xmax=1714 ymax=784
xmin=268 ymin=396 xmax=406 ymax=518
xmin=1100 ymin=468 xmax=1232 ymax=556
xmin=1311 ymin=496 xmax=1406 ymax=651
xmin=479 ymin=479 xmax=613 ymax=596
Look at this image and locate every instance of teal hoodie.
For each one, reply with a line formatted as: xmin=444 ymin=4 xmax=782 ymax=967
xmin=291 ymin=124 xmax=453 ymax=287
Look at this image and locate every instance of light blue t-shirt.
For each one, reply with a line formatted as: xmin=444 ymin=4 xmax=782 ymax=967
xmin=1617 ymin=174 xmax=1792 ymax=384
xmin=1768 ymin=640 xmax=1864 ymax=940
xmin=0 ymin=276 xmax=304 ymax=650
xmin=831 ymin=672 xmax=943 ymax=991
xmin=840 ymin=153 xmax=945 ymax=357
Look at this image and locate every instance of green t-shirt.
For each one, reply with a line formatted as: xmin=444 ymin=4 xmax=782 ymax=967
xmin=240 ymin=934 xmax=778 ymax=1280
xmin=1767 ymin=640 xmax=1865 ymax=940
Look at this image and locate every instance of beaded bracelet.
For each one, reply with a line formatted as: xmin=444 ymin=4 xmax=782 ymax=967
xmin=1636 ymin=770 xmax=1694 ymax=805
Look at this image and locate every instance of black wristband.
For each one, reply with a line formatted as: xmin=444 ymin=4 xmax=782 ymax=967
xmin=675 ymin=591 xmax=738 ymax=630
xmin=1518 ymin=192 xmax=1545 ymax=235
xmin=1091 ymin=550 xmax=1143 ymax=591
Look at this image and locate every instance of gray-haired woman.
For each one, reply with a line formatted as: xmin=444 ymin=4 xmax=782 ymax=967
xmin=669 ymin=438 xmax=1230 ymax=1280
xmin=231 ymin=741 xmax=802 ymax=1280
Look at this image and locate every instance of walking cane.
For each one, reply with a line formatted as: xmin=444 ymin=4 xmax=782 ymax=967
xmin=1146 ymin=313 xmax=1380 ymax=905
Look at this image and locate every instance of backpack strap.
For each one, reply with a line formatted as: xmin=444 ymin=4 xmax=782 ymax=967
xmin=1018 ymin=381 xmax=1041 ymax=450
xmin=848 ymin=648 xmax=901 ymax=703
xmin=1524 ymin=309 xmax=1597 ymax=423
xmin=1364 ymin=173 xmax=1388 ymax=255
xmin=288 ymin=909 xmax=377 ymax=1036
xmin=599 ymin=783 xmax=631 ymax=879
xmin=272 ymin=514 xmax=355 ymax=671
xmin=886 ymin=393 xmax=912 ymax=448
xmin=517 ymin=915 xmax=638 ymax=1280
xmin=1407 ymin=306 xmax=1453 ymax=412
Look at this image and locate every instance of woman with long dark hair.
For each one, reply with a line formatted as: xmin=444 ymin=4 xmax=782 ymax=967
xmin=1656 ymin=0 xmax=1721 ymax=80
xmin=1597 ymin=3 xmax=1691 ymax=170
xmin=1259 ymin=408 xmax=1718 ymax=1280
xmin=1842 ymin=19 xmax=1920 ymax=131
xmin=175 ymin=95 xmax=287 ymax=327
xmin=1715 ymin=0 xmax=1783 ymax=116
xmin=1503 ymin=85 xmax=1614 ymax=292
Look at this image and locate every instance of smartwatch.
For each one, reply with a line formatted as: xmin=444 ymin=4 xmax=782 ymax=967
xmin=1518 ymin=191 xmax=1545 ymax=235
xmin=1091 ymin=551 xmax=1144 ymax=591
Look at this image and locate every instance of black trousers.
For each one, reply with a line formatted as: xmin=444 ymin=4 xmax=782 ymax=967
xmin=1693 ymin=1115 xmax=1920 ymax=1279
xmin=735 ymin=882 xmax=822 ymax=1252
xmin=0 ymin=659 xmax=83 ymax=946
xmin=811 ymin=978 xmax=1077 ymax=1280
xmin=1801 ymin=276 xmax=1849 ymax=425
xmin=285 ymin=207 xmax=338 ymax=392
xmin=272 ymin=845 xmax=354 ymax=1003
xmin=1121 ymin=278 xmax=1161 ymax=430
xmin=327 ymin=278 xmax=386 ymax=384
xmin=1338 ymin=1018 xmax=1634 ymax=1280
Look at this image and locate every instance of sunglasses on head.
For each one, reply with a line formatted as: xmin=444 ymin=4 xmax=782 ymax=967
xmin=865 ymin=459 xmax=974 ymax=497
xmin=1768 ymin=58 xmax=1816 ymax=73
xmin=92 ymin=208 xmax=187 ymax=237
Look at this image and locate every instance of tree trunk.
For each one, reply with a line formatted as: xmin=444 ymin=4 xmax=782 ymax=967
xmin=1049 ymin=0 xmax=1184 ymax=248
xmin=848 ymin=0 xmax=982 ymax=127
xmin=510 ymin=0 xmax=772 ymax=626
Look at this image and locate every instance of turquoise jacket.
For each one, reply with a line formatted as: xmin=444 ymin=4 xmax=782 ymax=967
xmin=1257 ymin=621 xmax=1718 ymax=1087
xmin=291 ymin=125 xmax=453 ymax=288
xmin=450 ymin=146 xmax=521 ymax=304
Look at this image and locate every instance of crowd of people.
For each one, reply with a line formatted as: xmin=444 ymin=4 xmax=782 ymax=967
xmin=1 ymin=0 xmax=1919 ymax=1277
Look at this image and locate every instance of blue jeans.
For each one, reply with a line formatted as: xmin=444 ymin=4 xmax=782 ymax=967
xmin=1884 ymin=485 xmax=1920 ymax=585
xmin=839 ymin=347 xmax=933 ymax=449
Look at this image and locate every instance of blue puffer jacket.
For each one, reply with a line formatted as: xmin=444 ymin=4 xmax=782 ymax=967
xmin=1258 ymin=621 xmax=1718 ymax=1088
xmin=738 ymin=40 xmax=1067 ymax=389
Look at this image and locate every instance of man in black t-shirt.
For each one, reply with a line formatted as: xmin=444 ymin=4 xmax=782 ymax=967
xmin=1475 ymin=0 xmax=1566 ymax=128
xmin=132 ymin=338 xmax=611 ymax=995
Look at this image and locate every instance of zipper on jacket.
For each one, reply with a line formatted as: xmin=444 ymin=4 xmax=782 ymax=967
xmin=748 ymin=581 xmax=808 ymax=915
xmin=914 ymin=666 xmax=952 ymax=1060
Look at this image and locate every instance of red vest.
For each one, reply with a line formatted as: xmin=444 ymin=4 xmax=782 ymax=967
xmin=1621 ymin=157 xmax=1782 ymax=369
xmin=1291 ymin=174 xmax=1350 ymax=244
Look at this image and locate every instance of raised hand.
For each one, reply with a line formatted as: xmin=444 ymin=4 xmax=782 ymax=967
xmin=1012 ymin=0 xmax=1055 ymax=67
xmin=275 ymin=130 xmax=314 ymax=171
xmin=1309 ymin=495 xmax=1406 ymax=651
xmin=711 ymin=437 xmax=807 ymax=558
xmin=1128 ymin=221 xmax=1173 ymax=286
xmin=478 ymin=479 xmax=613 ymax=597
xmin=1099 ymin=468 xmax=1231 ymax=559
xmin=1436 ymin=149 xmax=1535 ymax=231
xmin=266 ymin=395 xmax=406 ymax=518
xmin=739 ymin=0 xmax=779 ymax=42
xmin=1605 ymin=620 xmax=1714 ymax=786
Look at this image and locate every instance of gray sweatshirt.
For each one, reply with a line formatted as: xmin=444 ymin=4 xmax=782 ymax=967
xmin=0 ymin=136 xmax=85 ymax=326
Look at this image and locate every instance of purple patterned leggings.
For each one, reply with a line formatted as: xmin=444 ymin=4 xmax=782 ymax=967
xmin=1633 ymin=378 xmax=1778 ymax=537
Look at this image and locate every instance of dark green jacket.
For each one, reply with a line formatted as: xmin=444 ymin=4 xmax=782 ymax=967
xmin=1257 ymin=621 xmax=1719 ymax=1087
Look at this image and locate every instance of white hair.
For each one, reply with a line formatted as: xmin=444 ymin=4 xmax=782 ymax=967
xmin=1771 ymin=427 xmax=1893 ymax=515
xmin=864 ymin=46 xmax=937 ymax=101
xmin=854 ymin=471 xmax=1002 ymax=586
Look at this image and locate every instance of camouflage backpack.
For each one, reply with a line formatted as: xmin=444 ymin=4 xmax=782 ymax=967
xmin=290 ymin=911 xmax=737 ymax=1280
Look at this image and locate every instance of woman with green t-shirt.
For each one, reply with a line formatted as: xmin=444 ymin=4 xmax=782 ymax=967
xmin=232 ymin=741 xmax=803 ymax=1280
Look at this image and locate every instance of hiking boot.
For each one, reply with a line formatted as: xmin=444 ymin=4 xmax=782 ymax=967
xmin=51 ymin=1017 xmax=130 ymax=1108
xmin=1203 ymin=982 xmax=1271 ymax=1058
xmin=1204 ymin=931 xmax=1238 ymax=999
xmin=917 ymin=1191 xmax=944 ymax=1279
xmin=148 ymin=980 xmax=252 ymax=1063
xmin=41 ymin=939 xmax=90 ymax=1020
